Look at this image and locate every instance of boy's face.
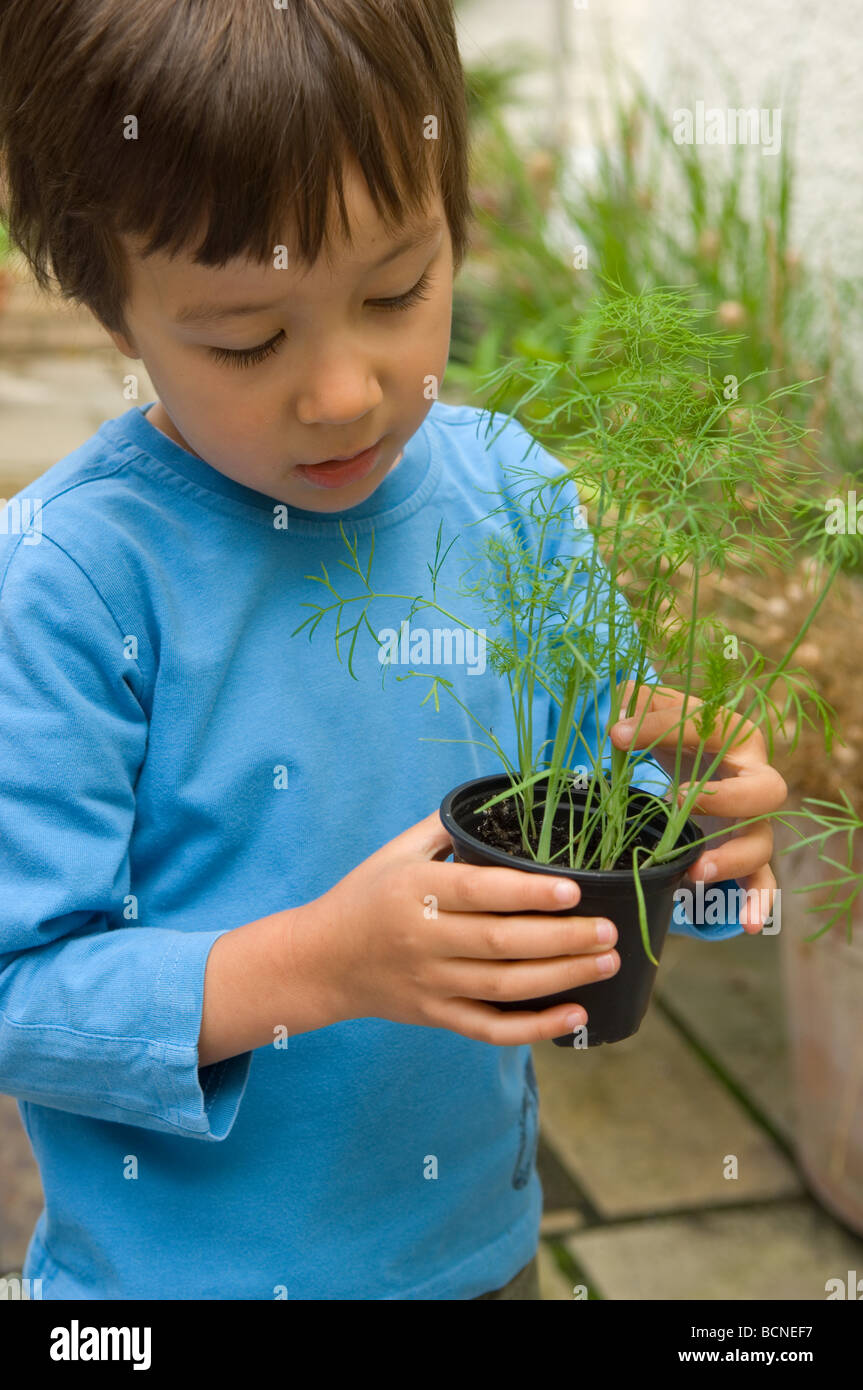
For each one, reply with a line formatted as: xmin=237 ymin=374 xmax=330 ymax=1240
xmin=107 ymin=161 xmax=453 ymax=512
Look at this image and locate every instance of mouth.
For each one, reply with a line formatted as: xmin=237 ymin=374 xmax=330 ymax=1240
xmin=295 ymin=438 xmax=384 ymax=490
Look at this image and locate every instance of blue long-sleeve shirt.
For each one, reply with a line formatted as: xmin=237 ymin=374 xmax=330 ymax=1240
xmin=0 ymin=399 xmax=742 ymax=1300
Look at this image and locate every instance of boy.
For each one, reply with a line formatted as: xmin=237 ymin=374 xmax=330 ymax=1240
xmin=0 ymin=1 xmax=783 ymax=1300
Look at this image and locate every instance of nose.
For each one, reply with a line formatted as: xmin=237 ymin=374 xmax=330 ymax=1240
xmin=294 ymin=341 xmax=384 ymax=427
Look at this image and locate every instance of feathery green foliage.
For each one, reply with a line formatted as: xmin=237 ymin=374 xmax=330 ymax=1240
xmin=293 ymin=283 xmax=863 ymax=944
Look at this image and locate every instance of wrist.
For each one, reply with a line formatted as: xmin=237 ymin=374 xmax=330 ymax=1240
xmin=270 ymin=896 xmax=351 ymax=1033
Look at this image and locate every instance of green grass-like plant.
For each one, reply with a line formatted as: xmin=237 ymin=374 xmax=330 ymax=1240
xmin=293 ymin=283 xmax=863 ymax=954
xmin=453 ymin=55 xmax=863 ymax=509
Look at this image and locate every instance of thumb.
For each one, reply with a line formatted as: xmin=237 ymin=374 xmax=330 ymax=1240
xmin=398 ymin=808 xmax=455 ymax=862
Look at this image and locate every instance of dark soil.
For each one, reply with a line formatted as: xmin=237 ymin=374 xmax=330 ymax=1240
xmin=462 ymin=787 xmax=673 ymax=872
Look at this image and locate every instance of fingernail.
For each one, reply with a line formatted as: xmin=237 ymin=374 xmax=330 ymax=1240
xmin=595 ymin=952 xmax=617 ymax=975
xmin=701 ymin=861 xmax=718 ymax=882
xmin=615 ymin=722 xmax=634 ymax=744
xmin=565 ymin=1009 xmax=587 ymax=1029
xmin=553 ymin=880 xmax=579 ymax=904
xmin=595 ymin=918 xmax=615 ymax=943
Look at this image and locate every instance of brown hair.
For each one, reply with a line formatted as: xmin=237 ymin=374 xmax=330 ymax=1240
xmin=0 ymin=0 xmax=472 ymax=336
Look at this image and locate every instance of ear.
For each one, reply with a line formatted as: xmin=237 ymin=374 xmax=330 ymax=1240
xmin=104 ymin=324 xmax=140 ymax=358
xmin=89 ymin=302 xmax=138 ymax=357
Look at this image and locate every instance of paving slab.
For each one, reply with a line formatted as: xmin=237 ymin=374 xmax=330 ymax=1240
xmin=533 ymin=1007 xmax=801 ymax=1219
xmin=566 ymin=1199 xmax=863 ymax=1300
xmin=0 ymin=352 xmax=154 ymax=492
xmin=0 ymin=1095 xmax=43 ymax=1272
xmin=537 ymin=1238 xmax=579 ymax=1300
xmin=535 ymin=1130 xmax=591 ymax=1213
xmin=540 ymin=1209 xmax=587 ymax=1237
xmin=657 ymin=930 xmax=795 ymax=1145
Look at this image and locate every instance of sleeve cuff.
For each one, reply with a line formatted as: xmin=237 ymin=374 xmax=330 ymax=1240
xmin=669 ymin=878 xmax=747 ymax=940
xmin=626 ymin=763 xmax=747 ymax=941
xmin=149 ymin=926 xmax=253 ymax=1139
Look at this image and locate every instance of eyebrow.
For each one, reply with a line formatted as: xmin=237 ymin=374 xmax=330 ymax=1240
xmin=173 ymin=218 xmax=443 ymax=326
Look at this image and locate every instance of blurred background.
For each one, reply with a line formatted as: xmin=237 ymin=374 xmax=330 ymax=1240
xmin=2 ymin=0 xmax=862 ymax=1299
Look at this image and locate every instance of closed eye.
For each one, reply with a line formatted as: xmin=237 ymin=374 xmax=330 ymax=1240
xmin=208 ymin=333 xmax=285 ymax=369
xmin=368 ymin=269 xmax=434 ymax=313
xmin=206 ymin=271 xmax=434 ymax=368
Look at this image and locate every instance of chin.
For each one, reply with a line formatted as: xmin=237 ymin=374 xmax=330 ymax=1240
xmin=298 ymin=480 xmax=377 ymax=512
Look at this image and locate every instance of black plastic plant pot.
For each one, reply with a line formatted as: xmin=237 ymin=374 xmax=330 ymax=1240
xmin=439 ymin=774 xmax=703 ymax=1048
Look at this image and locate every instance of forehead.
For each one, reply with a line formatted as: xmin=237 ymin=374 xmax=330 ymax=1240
xmin=122 ymin=161 xmax=445 ymax=314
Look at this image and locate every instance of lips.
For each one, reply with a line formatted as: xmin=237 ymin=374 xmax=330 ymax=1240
xmin=313 ymin=443 xmax=377 ymax=464
xmin=296 ymin=438 xmax=384 ymax=490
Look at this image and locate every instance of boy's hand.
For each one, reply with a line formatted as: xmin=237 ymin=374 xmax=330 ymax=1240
xmin=298 ymin=812 xmax=620 ymax=1045
xmin=609 ymin=680 xmax=788 ymax=932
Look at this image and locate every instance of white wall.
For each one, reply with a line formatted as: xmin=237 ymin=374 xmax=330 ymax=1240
xmin=456 ymin=0 xmax=863 ymax=272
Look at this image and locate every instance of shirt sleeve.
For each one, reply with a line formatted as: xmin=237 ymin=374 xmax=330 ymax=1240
xmin=0 ymin=530 xmax=252 ymax=1136
xmin=494 ymin=418 xmax=744 ymax=942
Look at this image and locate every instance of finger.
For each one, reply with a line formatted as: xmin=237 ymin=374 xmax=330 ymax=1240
xmin=378 ymin=809 xmax=456 ymax=863
xmin=433 ymin=909 xmax=618 ymax=961
xmin=614 ymin=679 xmax=715 ymax=727
xmin=612 ymin=706 xmax=766 ymax=764
xmin=611 ymin=681 xmax=767 ymax=762
xmin=676 ymin=765 xmax=788 ymax=817
xmin=427 ymin=859 xmax=586 ymax=916
xmin=611 ymin=680 xmax=708 ymax=750
xmin=688 ymin=821 xmax=773 ymax=886
xmin=735 ymin=863 xmax=778 ymax=933
xmin=435 ymin=947 xmax=620 ymax=1000
xmin=432 ymin=996 xmax=592 ymax=1047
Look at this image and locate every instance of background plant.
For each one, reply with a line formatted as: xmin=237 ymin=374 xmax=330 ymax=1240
xmin=452 ymin=56 xmax=863 ymax=562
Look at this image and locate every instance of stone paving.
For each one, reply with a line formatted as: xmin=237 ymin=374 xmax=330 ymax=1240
xmin=535 ymin=932 xmax=863 ymax=1300
xmin=2 ymin=263 xmax=862 ymax=1300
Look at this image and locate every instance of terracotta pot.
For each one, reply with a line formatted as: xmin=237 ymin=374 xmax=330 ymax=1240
xmin=776 ymin=812 xmax=863 ymax=1236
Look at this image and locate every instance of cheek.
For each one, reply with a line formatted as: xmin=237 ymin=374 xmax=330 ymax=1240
xmin=176 ymin=390 xmax=262 ymax=459
xmin=431 ymin=279 xmax=454 ymax=331
xmin=407 ymin=290 xmax=453 ymax=370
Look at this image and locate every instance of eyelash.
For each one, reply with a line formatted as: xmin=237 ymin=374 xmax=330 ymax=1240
xmin=207 ymin=271 xmax=434 ymax=369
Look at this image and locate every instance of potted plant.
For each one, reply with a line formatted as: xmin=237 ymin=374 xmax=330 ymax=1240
xmin=294 ymin=284 xmax=861 ymax=1047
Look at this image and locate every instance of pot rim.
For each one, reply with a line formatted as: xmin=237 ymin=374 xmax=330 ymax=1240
xmin=440 ymin=773 xmax=702 ymax=885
